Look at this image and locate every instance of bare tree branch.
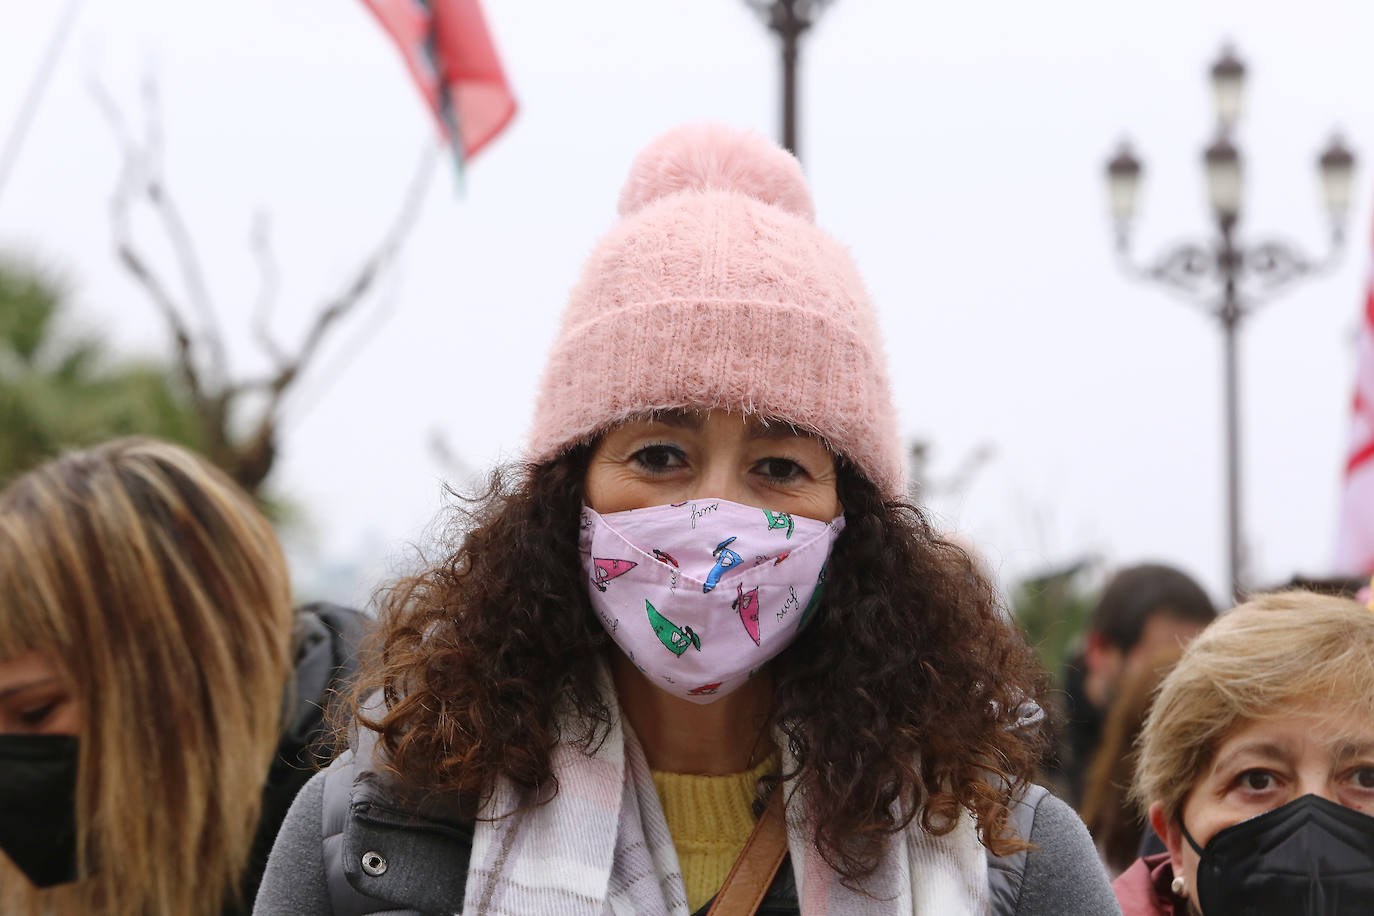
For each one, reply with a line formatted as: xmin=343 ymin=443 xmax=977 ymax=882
xmin=90 ymin=75 xmax=207 ymax=410
xmin=249 ymin=210 xmax=287 ymax=366
xmin=89 ymin=69 xmax=438 ymax=494
xmin=908 ymin=439 xmax=996 ymax=503
xmin=428 ymin=428 xmax=478 ymax=481
xmin=942 ymin=444 xmax=996 ymax=497
xmin=260 ymin=138 xmax=440 ymax=415
xmin=87 ymin=73 xmax=137 ymax=166
xmin=278 ymin=261 xmax=403 ymax=425
xmin=113 ymin=210 xmax=208 ymax=409
xmin=137 ymin=74 xmax=229 ymax=388
xmin=0 ymin=0 xmax=86 ymax=211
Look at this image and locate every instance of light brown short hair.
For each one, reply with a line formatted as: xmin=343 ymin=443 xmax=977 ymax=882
xmin=0 ymin=438 xmax=293 ymax=915
xmin=1132 ymin=590 xmax=1374 ymax=824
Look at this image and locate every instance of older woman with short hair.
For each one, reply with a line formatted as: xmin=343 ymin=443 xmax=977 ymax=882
xmin=1115 ymin=590 xmax=1374 ymax=916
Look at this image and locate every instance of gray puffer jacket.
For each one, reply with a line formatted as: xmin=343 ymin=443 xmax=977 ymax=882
xmin=254 ymin=746 xmax=1119 ymax=915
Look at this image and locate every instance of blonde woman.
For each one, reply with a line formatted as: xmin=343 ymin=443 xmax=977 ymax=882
xmin=0 ymin=437 xmax=364 ymax=915
xmin=1115 ymin=591 xmax=1374 ymax=915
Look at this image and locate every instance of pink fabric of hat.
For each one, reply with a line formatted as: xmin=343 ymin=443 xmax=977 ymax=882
xmin=527 ymin=122 xmax=905 ymax=498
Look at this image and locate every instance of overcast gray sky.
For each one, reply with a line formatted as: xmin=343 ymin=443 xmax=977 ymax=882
xmin=4 ymin=0 xmax=1373 ymax=607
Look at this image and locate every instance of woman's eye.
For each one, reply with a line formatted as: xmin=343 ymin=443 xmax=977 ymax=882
xmin=1349 ymin=767 xmax=1374 ymax=789
xmin=1238 ymin=769 xmax=1275 ymax=792
xmin=17 ymin=700 xmax=59 ymax=728
xmin=632 ymin=445 xmax=685 ymax=473
xmin=756 ymin=458 xmax=803 ymax=482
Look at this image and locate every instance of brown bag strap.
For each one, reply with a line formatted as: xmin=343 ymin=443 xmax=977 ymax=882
xmin=705 ymin=787 xmax=789 ymax=916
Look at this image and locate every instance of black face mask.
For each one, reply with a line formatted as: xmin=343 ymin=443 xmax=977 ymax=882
xmin=1182 ymin=793 xmax=1374 ymax=916
xmin=0 ymin=734 xmax=79 ymax=888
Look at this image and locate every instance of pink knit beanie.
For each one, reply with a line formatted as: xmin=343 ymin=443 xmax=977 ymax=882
xmin=527 ymin=123 xmax=905 ymax=498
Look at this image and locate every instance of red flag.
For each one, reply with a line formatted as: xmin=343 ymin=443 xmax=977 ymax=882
xmin=360 ymin=0 xmax=516 ymax=162
xmin=1334 ymin=218 xmax=1374 ymax=574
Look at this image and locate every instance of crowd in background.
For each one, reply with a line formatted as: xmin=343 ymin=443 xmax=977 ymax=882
xmin=7 ymin=434 xmax=1369 ymax=916
xmin=4 ymin=122 xmax=1374 ymax=916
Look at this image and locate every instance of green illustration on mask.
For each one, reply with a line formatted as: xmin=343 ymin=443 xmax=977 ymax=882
xmin=762 ymin=510 xmax=795 ymax=539
xmin=646 ymin=599 xmax=702 ymax=656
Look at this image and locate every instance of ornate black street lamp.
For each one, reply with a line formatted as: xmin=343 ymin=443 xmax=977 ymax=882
xmin=744 ymin=0 xmax=834 ymax=158
xmin=1105 ymin=45 xmax=1356 ymax=601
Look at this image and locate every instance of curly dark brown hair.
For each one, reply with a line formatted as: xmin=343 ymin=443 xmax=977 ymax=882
xmin=355 ymin=445 xmax=1048 ymax=881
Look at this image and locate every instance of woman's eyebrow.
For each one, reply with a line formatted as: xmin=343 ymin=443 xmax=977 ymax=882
xmin=1211 ymin=740 xmax=1295 ymax=775
xmin=1331 ymin=740 xmax=1374 ymax=763
xmin=0 ymin=676 xmax=62 ymax=701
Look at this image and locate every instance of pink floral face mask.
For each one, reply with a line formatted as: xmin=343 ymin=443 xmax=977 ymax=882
xmin=580 ymin=498 xmax=844 ymax=704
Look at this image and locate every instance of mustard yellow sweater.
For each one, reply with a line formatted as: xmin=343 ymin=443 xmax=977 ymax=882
xmin=651 ymin=758 xmax=776 ymax=912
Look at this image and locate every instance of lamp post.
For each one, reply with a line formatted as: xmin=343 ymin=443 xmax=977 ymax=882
xmin=744 ymin=0 xmax=834 ymax=158
xmin=1105 ymin=45 xmax=1356 ymax=602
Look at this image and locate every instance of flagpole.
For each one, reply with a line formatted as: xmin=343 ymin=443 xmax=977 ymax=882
xmin=0 ymin=0 xmax=86 ymax=213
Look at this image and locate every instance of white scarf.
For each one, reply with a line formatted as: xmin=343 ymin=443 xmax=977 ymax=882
xmin=460 ymin=669 xmax=989 ymax=915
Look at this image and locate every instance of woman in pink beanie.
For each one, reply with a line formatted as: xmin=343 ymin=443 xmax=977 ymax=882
xmin=256 ymin=124 xmax=1115 ymax=915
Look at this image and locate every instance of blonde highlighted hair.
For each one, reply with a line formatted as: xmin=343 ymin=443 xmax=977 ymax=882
xmin=0 ymin=438 xmax=293 ymax=915
xmin=1132 ymin=590 xmax=1374 ymax=825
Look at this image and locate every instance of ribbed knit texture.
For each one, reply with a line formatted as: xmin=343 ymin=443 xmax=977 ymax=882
xmin=651 ymin=757 xmax=776 ymax=912
xmin=527 ymin=123 xmax=906 ymax=499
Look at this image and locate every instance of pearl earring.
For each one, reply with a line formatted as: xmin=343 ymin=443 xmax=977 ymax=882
xmin=1171 ymin=875 xmax=1187 ymax=896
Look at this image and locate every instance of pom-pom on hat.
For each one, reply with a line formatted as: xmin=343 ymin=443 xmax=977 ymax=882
xmin=527 ymin=122 xmax=905 ymax=498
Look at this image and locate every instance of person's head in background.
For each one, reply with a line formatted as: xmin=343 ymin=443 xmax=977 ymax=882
xmin=1082 ymin=563 xmax=1215 ymax=714
xmin=1079 ymin=645 xmax=1182 ymax=876
xmin=0 ymin=437 xmax=293 ymax=915
xmin=1132 ymin=591 xmax=1374 ymax=914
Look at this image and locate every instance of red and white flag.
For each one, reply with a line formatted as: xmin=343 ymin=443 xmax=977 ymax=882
xmin=1334 ymin=219 xmax=1374 ymax=575
xmin=360 ymin=0 xmax=516 ymax=164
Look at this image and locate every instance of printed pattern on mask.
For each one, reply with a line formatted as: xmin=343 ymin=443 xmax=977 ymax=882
xmin=581 ymin=498 xmax=843 ymax=704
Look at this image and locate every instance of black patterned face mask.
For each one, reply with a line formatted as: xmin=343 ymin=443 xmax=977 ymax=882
xmin=1182 ymin=794 xmax=1374 ymax=916
xmin=0 ymin=734 xmax=79 ymax=888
